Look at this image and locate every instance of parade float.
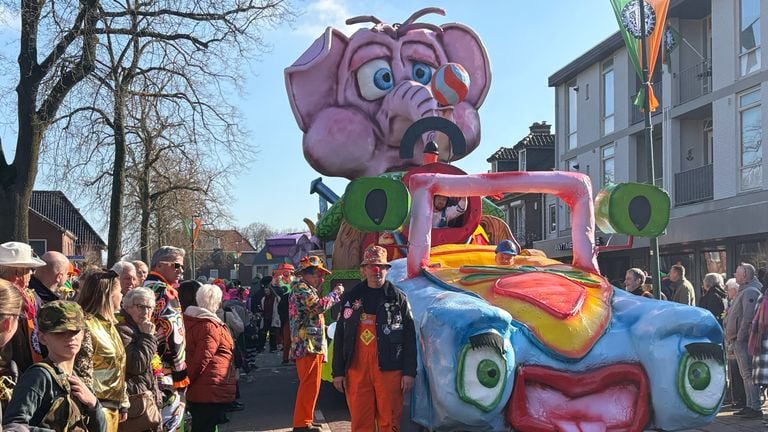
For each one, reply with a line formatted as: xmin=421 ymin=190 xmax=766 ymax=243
xmin=284 ymin=7 xmax=725 ymax=432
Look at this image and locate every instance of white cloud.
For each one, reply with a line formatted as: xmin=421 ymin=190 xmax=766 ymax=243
xmin=0 ymin=5 xmax=21 ymax=32
xmin=295 ymin=0 xmax=366 ymax=38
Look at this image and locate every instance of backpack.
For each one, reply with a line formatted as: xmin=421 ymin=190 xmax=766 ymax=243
xmin=32 ymin=361 xmax=89 ymax=432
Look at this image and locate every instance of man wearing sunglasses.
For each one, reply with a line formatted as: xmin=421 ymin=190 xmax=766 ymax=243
xmin=332 ymin=245 xmax=417 ymax=432
xmin=144 ymin=246 xmax=189 ymax=432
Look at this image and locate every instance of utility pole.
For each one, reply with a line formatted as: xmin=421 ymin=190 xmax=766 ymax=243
xmin=639 ymin=3 xmax=662 ymax=299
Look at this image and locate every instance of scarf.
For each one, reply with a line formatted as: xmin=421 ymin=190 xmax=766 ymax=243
xmin=748 ymin=296 xmax=768 ymax=356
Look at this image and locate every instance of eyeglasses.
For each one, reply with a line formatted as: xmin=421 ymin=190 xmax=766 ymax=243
xmin=161 ymin=262 xmax=184 ymax=271
xmin=133 ymin=305 xmax=154 ymax=312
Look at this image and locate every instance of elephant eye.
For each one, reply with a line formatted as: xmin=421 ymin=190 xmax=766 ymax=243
xmin=357 ymin=59 xmax=394 ymax=101
xmin=411 ymin=62 xmax=434 ymax=85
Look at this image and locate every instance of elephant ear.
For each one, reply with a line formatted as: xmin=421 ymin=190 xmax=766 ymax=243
xmin=439 ymin=23 xmax=491 ymax=108
xmin=284 ymin=27 xmax=349 ymax=131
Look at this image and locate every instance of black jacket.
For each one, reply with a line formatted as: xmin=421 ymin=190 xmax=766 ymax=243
xmin=699 ymin=286 xmax=727 ymax=325
xmin=332 ymin=280 xmax=417 ymax=378
xmin=29 ymin=276 xmax=58 ymax=305
xmin=274 ymin=285 xmax=290 ymax=324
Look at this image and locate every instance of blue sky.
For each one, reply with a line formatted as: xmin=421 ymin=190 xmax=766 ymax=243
xmin=1 ymin=1 xmax=619 ymax=233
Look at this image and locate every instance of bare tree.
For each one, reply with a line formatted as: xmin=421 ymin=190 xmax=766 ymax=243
xmin=124 ymin=85 xmax=236 ymax=262
xmin=241 ymin=222 xmax=279 ymax=251
xmin=36 ymin=0 xmax=294 ymax=263
xmin=0 ymin=0 xmax=99 ymax=242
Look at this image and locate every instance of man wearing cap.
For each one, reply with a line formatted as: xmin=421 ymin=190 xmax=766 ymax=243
xmin=289 ymin=256 xmax=343 ymax=432
xmin=332 ymin=245 xmax=417 ymax=432
xmin=4 ymin=300 xmax=106 ymax=432
xmin=494 ymin=239 xmax=519 ymax=265
xmin=0 ymin=242 xmax=47 ymax=371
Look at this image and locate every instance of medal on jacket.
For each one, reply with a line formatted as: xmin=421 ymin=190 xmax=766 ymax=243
xmin=383 ymin=326 xmax=391 ymax=335
xmin=384 ymin=302 xmax=392 ymax=325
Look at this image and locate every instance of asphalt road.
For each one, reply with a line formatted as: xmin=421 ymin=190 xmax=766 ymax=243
xmin=218 ymin=349 xmax=422 ymax=432
xmin=216 ymin=349 xmax=768 ymax=432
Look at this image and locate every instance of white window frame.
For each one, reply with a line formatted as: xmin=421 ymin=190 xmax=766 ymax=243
xmin=567 ymin=82 xmax=578 ymax=151
xmin=509 ymin=201 xmax=525 ymax=243
xmin=601 ymin=143 xmax=616 ymax=186
xmin=519 ymin=149 xmax=527 ymax=171
xmin=739 ymin=0 xmax=761 ymax=77
xmin=209 ymin=269 xmax=219 ymax=279
xmin=602 ymin=58 xmax=615 ymax=135
xmin=738 ymin=87 xmax=762 ymax=190
xmin=548 ymin=204 xmax=557 ymax=233
xmin=28 ymin=239 xmax=47 ymax=256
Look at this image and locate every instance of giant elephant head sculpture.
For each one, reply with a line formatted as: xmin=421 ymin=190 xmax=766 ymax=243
xmin=285 ymin=7 xmax=491 ymax=179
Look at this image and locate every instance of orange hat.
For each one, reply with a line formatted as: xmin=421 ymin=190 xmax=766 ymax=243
xmin=360 ymin=245 xmax=390 ymax=267
xmin=297 ymin=255 xmax=331 ymax=275
xmin=67 ymin=262 xmax=80 ymax=276
xmin=272 ymin=263 xmax=295 ymax=275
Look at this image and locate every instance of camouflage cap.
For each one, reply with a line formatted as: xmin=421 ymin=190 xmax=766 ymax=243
xmin=37 ymin=301 xmax=85 ymax=333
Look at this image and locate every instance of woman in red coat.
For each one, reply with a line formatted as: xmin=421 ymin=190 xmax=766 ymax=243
xmin=183 ymin=283 xmax=236 ymax=432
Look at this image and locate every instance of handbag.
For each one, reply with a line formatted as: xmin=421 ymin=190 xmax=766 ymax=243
xmin=119 ymin=391 xmax=161 ymax=432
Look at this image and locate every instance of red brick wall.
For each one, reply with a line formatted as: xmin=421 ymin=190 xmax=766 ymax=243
xmin=28 ymin=211 xmax=64 ymax=253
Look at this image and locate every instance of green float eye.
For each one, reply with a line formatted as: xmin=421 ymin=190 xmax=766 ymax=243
xmin=477 ymin=359 xmax=501 ymax=388
xmin=687 ymin=361 xmax=711 ymax=391
xmin=456 ymin=335 xmax=507 ymax=412
xmin=595 ymin=183 xmax=670 ymax=237
xmin=677 ymin=344 xmax=725 ymax=415
xmin=343 ymin=177 xmax=410 ymax=232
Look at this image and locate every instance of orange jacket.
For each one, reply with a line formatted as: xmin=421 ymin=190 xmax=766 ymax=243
xmin=183 ymin=307 xmax=236 ymax=404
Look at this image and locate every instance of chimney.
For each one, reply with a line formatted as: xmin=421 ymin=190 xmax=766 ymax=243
xmin=529 ymin=121 xmax=552 ymax=135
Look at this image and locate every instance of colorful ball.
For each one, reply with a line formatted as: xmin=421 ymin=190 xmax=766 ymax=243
xmin=431 ymin=63 xmax=470 ymax=106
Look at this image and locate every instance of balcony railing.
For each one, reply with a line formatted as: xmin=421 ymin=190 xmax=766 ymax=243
xmin=676 ymin=59 xmax=712 ymax=105
xmin=675 ymin=164 xmax=713 ymax=206
xmin=630 ymin=81 xmax=663 ymax=124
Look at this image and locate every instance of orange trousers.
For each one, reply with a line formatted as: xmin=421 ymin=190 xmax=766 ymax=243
xmin=346 ymin=315 xmax=403 ymax=432
xmin=293 ymin=353 xmax=324 ymax=428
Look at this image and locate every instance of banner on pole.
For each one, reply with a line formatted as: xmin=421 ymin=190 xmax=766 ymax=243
xmin=610 ymin=0 xmax=670 ymax=112
xmin=192 ymin=216 xmax=202 ymax=247
xmin=183 ymin=216 xmax=203 ymax=248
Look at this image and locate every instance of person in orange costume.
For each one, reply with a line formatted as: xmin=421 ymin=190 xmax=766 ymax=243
xmin=289 ymin=256 xmax=344 ymax=432
xmin=332 ymin=245 xmax=417 ymax=431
